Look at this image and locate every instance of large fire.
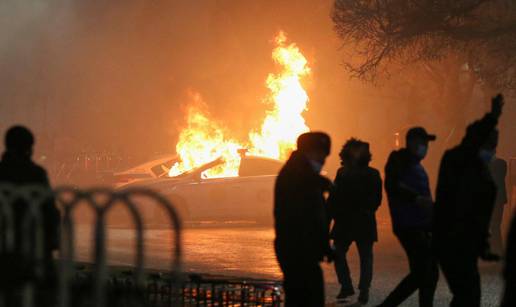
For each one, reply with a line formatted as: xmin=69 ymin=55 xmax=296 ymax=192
xmin=168 ymin=93 xmax=243 ymax=178
xmin=168 ymin=32 xmax=311 ymax=178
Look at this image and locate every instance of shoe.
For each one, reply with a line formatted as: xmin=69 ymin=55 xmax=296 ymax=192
xmin=336 ymin=287 xmax=355 ymax=300
xmin=358 ymin=289 xmax=369 ymax=304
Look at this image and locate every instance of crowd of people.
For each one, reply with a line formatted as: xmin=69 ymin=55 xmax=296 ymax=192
xmin=0 ymin=94 xmax=511 ymax=306
xmin=274 ymin=94 xmax=512 ymax=306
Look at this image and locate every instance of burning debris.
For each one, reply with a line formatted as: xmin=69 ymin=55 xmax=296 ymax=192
xmin=168 ymin=32 xmax=311 ymax=178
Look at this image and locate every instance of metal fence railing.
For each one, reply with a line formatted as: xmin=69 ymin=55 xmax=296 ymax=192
xmin=0 ymin=185 xmax=282 ymax=307
xmin=69 ymin=265 xmax=283 ymax=306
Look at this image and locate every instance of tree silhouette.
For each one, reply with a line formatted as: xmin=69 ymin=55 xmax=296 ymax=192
xmin=332 ymin=0 xmax=516 ymax=146
xmin=332 ymin=0 xmax=516 ymax=90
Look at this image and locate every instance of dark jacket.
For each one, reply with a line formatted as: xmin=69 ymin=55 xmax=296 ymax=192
xmin=385 ymin=148 xmax=433 ymax=233
xmin=434 ymin=113 xmax=498 ymax=255
xmin=0 ymin=152 xmax=60 ymax=279
xmin=503 ymin=215 xmax=516 ymax=306
xmin=490 ymin=157 xmax=508 ymax=205
xmin=274 ymin=151 xmax=331 ymax=265
xmin=328 ymin=166 xmax=382 ymax=242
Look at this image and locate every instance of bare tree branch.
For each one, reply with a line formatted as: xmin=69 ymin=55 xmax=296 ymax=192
xmin=332 ymin=0 xmax=516 ymax=89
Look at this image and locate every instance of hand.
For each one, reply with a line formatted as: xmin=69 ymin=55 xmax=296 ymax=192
xmin=491 ymin=93 xmax=504 ymax=118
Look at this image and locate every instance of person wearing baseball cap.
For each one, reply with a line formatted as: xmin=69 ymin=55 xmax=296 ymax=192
xmin=377 ymin=126 xmax=438 ymax=307
xmin=274 ymin=132 xmax=332 ymax=307
xmin=406 ymin=127 xmax=436 ymax=143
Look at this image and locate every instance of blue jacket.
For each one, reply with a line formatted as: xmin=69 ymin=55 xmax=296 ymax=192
xmin=385 ymin=148 xmax=432 ymax=232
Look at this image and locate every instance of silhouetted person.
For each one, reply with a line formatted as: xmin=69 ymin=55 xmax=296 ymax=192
xmin=0 ymin=126 xmax=60 ymax=305
xmin=377 ymin=127 xmax=438 ymax=307
xmin=489 ymin=156 xmax=508 ymax=254
xmin=328 ymin=139 xmax=382 ymax=304
xmin=434 ymin=94 xmax=504 ymax=307
xmin=274 ymin=132 xmax=332 ymax=307
xmin=502 ymin=213 xmax=516 ymax=306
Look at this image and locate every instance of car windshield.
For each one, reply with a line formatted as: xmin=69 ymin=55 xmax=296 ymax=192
xmin=169 ymin=157 xmax=225 ymax=178
xmin=152 ymin=159 xmax=180 ymax=178
xmin=167 ymin=156 xmax=282 ymax=179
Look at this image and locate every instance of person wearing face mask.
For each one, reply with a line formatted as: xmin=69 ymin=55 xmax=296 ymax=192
xmin=433 ymin=94 xmax=504 ymax=307
xmin=376 ymin=127 xmax=438 ymax=307
xmin=327 ymin=139 xmax=382 ymax=304
xmin=274 ymin=132 xmax=333 ymax=307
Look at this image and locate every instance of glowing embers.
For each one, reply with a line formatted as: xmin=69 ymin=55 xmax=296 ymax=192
xmin=169 ymin=32 xmax=311 ymax=178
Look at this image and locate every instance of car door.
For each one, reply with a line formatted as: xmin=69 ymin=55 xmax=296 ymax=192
xmin=192 ymin=176 xmax=246 ymax=221
xmin=233 ymin=174 xmax=276 ymax=223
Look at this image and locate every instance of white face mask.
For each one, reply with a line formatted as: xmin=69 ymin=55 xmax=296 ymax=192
xmin=415 ymin=144 xmax=428 ymax=159
xmin=309 ymin=159 xmax=323 ymax=173
xmin=478 ymin=149 xmax=494 ymax=164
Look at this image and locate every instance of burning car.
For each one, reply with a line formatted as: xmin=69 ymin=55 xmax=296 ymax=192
xmin=109 ymin=154 xmax=178 ymax=187
xmin=118 ymin=155 xmax=283 ymax=226
xmin=102 ymin=32 xmax=311 ymax=227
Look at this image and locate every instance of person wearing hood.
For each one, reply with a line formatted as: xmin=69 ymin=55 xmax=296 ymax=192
xmin=434 ymin=94 xmax=504 ymax=307
xmin=274 ymin=132 xmax=333 ymax=307
xmin=327 ymin=138 xmax=382 ymax=304
xmin=377 ymin=127 xmax=438 ymax=307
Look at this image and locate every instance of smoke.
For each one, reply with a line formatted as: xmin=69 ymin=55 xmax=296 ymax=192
xmin=0 ymin=0 xmax=513 ymax=178
xmin=0 ymin=0 xmax=78 ymax=155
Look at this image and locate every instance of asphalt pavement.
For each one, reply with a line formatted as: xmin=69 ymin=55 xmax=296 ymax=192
xmin=75 ymin=221 xmax=506 ymax=306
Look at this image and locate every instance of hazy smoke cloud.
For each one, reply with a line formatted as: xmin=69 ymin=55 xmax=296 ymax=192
xmin=0 ymin=0 xmax=513 ymax=179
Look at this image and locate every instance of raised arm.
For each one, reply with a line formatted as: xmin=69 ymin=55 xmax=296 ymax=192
xmin=460 ymin=94 xmax=504 ymax=151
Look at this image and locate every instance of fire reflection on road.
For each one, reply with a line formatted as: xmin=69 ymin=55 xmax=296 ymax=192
xmin=74 ymin=225 xmax=281 ymax=279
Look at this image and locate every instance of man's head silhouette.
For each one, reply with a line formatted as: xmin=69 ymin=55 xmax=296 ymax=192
xmin=297 ymin=132 xmax=331 ymax=169
xmin=405 ymin=127 xmax=436 ymax=161
xmin=4 ymin=126 xmax=34 ymax=157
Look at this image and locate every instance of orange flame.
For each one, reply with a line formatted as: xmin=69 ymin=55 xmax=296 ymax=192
xmin=168 ymin=92 xmax=242 ymax=178
xmin=169 ymin=32 xmax=311 ymax=178
xmin=248 ymin=31 xmax=310 ymax=160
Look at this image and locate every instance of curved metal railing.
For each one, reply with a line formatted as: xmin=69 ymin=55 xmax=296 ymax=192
xmin=0 ymin=185 xmax=183 ymax=307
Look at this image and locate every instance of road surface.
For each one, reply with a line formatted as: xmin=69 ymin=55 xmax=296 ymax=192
xmin=73 ymin=221 xmax=506 ymax=306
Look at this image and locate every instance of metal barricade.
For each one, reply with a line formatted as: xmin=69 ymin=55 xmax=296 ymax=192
xmin=0 ymin=185 xmax=282 ymax=306
xmin=55 ymin=187 xmax=183 ymax=307
xmin=0 ymin=185 xmax=183 ymax=307
xmin=0 ymin=184 xmax=53 ymax=307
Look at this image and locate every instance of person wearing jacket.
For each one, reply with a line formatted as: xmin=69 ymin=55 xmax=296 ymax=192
xmin=0 ymin=126 xmax=60 ymax=306
xmin=328 ymin=139 xmax=382 ymax=304
xmin=377 ymin=127 xmax=438 ymax=307
xmin=434 ymin=94 xmax=504 ymax=307
xmin=274 ymin=132 xmax=332 ymax=307
xmin=503 ymin=211 xmax=516 ymax=306
xmin=489 ymin=156 xmax=508 ymax=254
